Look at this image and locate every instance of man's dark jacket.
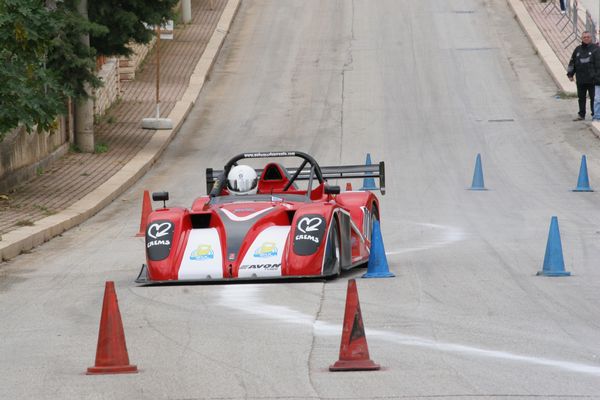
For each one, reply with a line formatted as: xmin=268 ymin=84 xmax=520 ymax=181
xmin=568 ymin=43 xmax=599 ymax=84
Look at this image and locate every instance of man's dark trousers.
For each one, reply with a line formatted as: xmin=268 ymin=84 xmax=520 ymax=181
xmin=577 ymin=83 xmax=595 ymax=118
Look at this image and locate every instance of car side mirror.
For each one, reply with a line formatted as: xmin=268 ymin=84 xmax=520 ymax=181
xmin=152 ymin=191 xmax=169 ymax=208
xmin=324 ymin=185 xmax=340 ymax=195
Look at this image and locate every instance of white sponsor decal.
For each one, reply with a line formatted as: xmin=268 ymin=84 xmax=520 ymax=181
xmin=239 ymin=263 xmax=282 ymax=270
xmin=220 ymin=207 xmax=273 ymax=222
xmin=295 ymin=234 xmax=319 ymax=243
xmin=147 ymin=239 xmax=171 ymax=248
xmin=297 ymin=217 xmax=322 ymax=233
xmin=238 ymin=226 xmax=290 ymax=278
xmin=243 ymin=151 xmax=296 ymax=158
xmin=178 ymin=229 xmax=223 ymax=280
xmin=147 ymin=222 xmax=173 ymax=239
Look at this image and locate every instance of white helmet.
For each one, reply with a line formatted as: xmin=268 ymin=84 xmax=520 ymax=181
xmin=227 ymin=165 xmax=258 ymax=195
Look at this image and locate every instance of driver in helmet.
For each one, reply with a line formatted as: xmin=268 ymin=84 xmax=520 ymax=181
xmin=227 ymin=165 xmax=258 ymax=195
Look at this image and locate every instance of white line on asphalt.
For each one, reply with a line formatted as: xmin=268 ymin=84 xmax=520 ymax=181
xmin=386 ymin=222 xmax=465 ymax=256
xmin=219 ymin=285 xmax=600 ymax=376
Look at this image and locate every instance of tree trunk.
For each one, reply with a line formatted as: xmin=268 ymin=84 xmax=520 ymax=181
xmin=74 ymin=0 xmax=95 ymax=152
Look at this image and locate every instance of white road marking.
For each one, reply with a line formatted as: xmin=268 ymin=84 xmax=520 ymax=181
xmin=219 ymin=285 xmax=600 ymax=376
xmin=386 ymin=222 xmax=465 ymax=255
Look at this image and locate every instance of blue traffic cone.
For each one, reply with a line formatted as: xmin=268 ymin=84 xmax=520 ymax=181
xmin=573 ymin=155 xmax=593 ymax=192
xmin=360 ymin=153 xmax=378 ymax=191
xmin=469 ymin=153 xmax=486 ymax=190
xmin=537 ymin=216 xmax=570 ymax=277
xmin=362 ymin=220 xmax=395 ymax=278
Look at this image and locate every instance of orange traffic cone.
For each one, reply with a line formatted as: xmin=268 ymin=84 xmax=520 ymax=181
xmin=87 ymin=281 xmax=138 ymax=375
xmin=135 ymin=190 xmax=152 ymax=237
xmin=329 ymin=279 xmax=380 ymax=371
xmin=346 ymin=182 xmax=353 ymax=191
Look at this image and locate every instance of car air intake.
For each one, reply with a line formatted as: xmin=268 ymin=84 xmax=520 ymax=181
xmin=190 ymin=213 xmax=211 ymax=229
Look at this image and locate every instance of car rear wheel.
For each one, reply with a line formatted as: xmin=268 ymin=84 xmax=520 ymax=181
xmin=324 ymin=219 xmax=341 ymax=278
xmin=368 ymin=205 xmax=380 ymax=241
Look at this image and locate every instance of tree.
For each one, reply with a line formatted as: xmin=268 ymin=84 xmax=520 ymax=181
xmin=0 ymin=0 xmax=106 ymax=137
xmin=0 ymin=0 xmax=177 ymax=138
xmin=89 ymin=0 xmax=179 ymax=57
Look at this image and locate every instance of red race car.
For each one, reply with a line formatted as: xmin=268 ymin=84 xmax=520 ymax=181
xmin=136 ymin=151 xmax=385 ymax=283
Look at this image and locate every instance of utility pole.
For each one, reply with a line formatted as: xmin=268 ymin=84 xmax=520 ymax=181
xmin=182 ymin=0 xmax=191 ymax=23
xmin=74 ymin=0 xmax=95 ymax=152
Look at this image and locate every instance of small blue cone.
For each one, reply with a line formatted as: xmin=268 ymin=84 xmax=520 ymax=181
xmin=360 ymin=153 xmax=378 ymax=191
xmin=573 ymin=155 xmax=593 ymax=192
xmin=362 ymin=220 xmax=395 ymax=278
xmin=537 ymin=216 xmax=570 ymax=277
xmin=469 ymin=153 xmax=486 ymax=190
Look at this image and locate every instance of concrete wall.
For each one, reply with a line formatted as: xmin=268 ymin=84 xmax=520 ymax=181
xmin=0 ymin=116 xmax=70 ymax=193
xmin=93 ymin=58 xmax=120 ymax=117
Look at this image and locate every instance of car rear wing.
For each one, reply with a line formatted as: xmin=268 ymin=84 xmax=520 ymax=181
xmin=206 ymin=162 xmax=385 ymax=195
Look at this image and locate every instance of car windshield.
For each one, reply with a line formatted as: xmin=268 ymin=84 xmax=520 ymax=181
xmin=208 ymin=193 xmax=311 ymax=205
xmin=207 ymin=153 xmax=327 ymax=200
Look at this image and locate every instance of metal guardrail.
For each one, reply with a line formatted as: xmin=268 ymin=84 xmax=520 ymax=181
xmin=544 ymin=0 xmax=597 ymax=48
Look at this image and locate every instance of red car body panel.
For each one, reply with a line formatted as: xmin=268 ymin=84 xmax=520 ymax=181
xmin=137 ymin=151 xmax=384 ymax=284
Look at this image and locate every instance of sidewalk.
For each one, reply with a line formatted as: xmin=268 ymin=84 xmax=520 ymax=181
xmin=0 ymin=0 xmax=241 ymax=261
xmin=508 ymin=0 xmax=600 ymax=134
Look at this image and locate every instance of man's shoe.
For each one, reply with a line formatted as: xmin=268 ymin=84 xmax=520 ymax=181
xmin=574 ymin=115 xmax=585 ymax=121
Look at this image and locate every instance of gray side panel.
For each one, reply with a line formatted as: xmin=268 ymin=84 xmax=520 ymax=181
xmin=217 ymin=208 xmax=274 ymax=261
xmin=338 ymin=212 xmax=353 ymax=269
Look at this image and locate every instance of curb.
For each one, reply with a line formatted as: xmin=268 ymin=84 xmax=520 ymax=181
xmin=0 ymin=0 xmax=242 ymax=261
xmin=506 ymin=0 xmax=577 ymax=96
xmin=591 ymin=120 xmax=600 ymax=138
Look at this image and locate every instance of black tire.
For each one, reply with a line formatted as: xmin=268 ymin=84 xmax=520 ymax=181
xmin=369 ymin=204 xmax=380 ymax=240
xmin=324 ymin=219 xmax=341 ymax=278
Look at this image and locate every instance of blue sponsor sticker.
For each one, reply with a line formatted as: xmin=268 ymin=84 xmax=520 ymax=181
xmin=190 ymin=244 xmax=214 ymax=260
xmin=254 ymin=242 xmax=278 ymax=258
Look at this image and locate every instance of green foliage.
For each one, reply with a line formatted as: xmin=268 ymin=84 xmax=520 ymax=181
xmin=94 ymin=142 xmax=108 ymax=153
xmin=0 ymin=0 xmax=107 ymax=137
xmin=0 ymin=0 xmax=177 ymax=139
xmin=89 ymin=0 xmax=178 ymax=57
xmin=47 ymin=0 xmax=107 ymax=98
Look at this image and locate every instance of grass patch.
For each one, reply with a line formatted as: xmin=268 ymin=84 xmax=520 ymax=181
xmin=556 ymin=91 xmax=578 ymax=99
xmin=35 ymin=205 xmax=55 ymax=216
xmin=94 ymin=143 xmax=109 ymax=154
xmin=94 ymin=98 xmax=122 ymax=125
xmin=15 ymin=220 xmax=34 ymax=227
xmin=94 ymin=112 xmax=118 ymax=125
xmin=69 ymin=144 xmax=82 ymax=153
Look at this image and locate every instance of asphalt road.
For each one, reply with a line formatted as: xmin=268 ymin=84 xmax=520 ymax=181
xmin=2 ymin=0 xmax=600 ymax=398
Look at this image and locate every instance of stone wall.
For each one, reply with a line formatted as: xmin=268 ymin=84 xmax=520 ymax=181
xmin=0 ymin=116 xmax=70 ymax=193
xmin=93 ymin=39 xmax=156 ymax=116
xmin=119 ymin=38 xmax=156 ymax=82
xmin=93 ymin=57 xmax=120 ymax=117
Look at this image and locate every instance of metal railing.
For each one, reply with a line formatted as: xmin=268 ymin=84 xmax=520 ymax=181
xmin=545 ymin=0 xmax=597 ymax=47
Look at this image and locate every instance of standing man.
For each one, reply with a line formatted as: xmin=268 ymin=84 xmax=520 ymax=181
xmin=567 ymin=31 xmax=597 ymax=120
xmin=593 ymin=35 xmax=600 ymax=122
